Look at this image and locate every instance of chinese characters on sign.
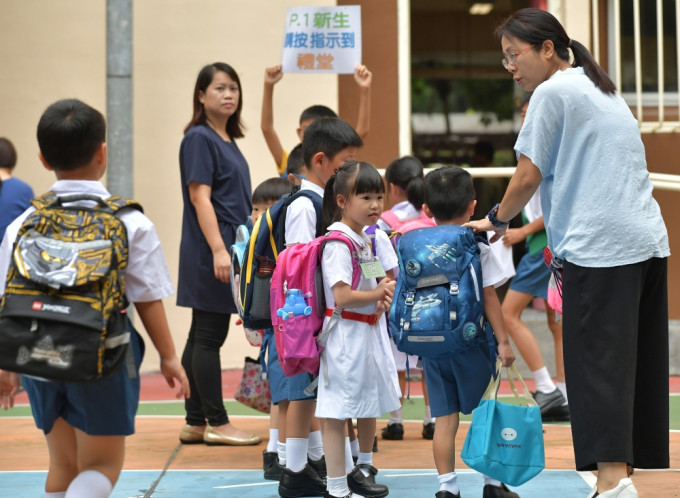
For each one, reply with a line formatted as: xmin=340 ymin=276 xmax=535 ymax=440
xmin=281 ymin=5 xmax=362 ymax=74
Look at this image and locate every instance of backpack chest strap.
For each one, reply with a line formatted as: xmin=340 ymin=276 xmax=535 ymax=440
xmin=325 ymin=308 xmax=380 ymax=326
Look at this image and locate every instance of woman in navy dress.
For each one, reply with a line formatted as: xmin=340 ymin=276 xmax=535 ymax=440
xmin=177 ymin=62 xmax=260 ymax=446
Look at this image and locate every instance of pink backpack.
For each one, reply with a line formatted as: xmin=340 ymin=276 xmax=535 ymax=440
xmin=380 ymin=209 xmax=436 ymax=234
xmin=270 ymin=231 xmax=363 ymax=378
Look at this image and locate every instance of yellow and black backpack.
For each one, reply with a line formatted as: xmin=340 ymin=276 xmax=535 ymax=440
xmin=0 ymin=192 xmax=142 ymax=382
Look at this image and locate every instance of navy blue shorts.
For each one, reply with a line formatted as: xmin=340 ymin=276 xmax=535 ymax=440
xmin=266 ymin=331 xmax=289 ymax=405
xmin=287 ymin=371 xmax=316 ymax=401
xmin=509 ymin=249 xmax=550 ymax=300
xmin=421 ymin=340 xmax=494 ymax=417
xmin=22 ymin=327 xmax=145 ymax=436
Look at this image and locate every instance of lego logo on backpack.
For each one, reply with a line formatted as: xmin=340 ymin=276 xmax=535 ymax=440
xmin=32 ymin=301 xmax=71 ymax=314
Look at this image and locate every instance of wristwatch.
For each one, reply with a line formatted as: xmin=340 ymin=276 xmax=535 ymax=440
xmin=487 ymin=203 xmax=510 ymax=228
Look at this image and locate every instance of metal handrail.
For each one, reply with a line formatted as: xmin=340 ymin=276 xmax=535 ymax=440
xmin=378 ymin=167 xmax=680 ymax=191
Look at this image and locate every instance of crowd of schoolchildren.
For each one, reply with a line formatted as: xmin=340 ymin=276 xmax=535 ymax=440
xmin=1 ymin=9 xmax=668 ymax=498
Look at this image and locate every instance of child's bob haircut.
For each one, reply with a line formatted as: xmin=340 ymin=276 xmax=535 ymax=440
xmin=424 ymin=166 xmax=476 ymax=222
xmin=37 ymin=99 xmax=106 ymax=172
xmin=301 ymin=117 xmax=363 ymax=169
xmin=322 ymin=160 xmax=384 ymax=231
xmin=252 ymin=177 xmax=292 ymax=205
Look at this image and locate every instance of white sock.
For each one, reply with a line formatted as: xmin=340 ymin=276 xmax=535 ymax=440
xmin=327 ymin=475 xmax=351 ymax=497
xmin=424 ymin=405 xmax=433 ymax=425
xmin=350 ymin=435 xmax=360 ymax=457
xmin=437 ymin=471 xmax=459 ymax=494
xmin=65 ymin=470 xmax=112 ymax=498
xmin=532 ymin=367 xmax=557 ymax=393
xmin=483 ymin=474 xmax=502 ymax=487
xmin=308 ymin=430 xmax=324 ymax=461
xmin=267 ymin=429 xmax=279 ymax=453
xmin=277 ymin=441 xmax=287 ymax=466
xmin=45 ymin=493 xmax=66 ymax=498
xmin=286 ymin=438 xmax=308 ymax=472
xmin=556 ymin=382 xmax=569 ymax=403
xmin=388 ymin=406 xmax=403 ymax=425
xmin=344 ymin=437 xmax=354 ymax=474
xmin=357 ymin=452 xmax=373 ymax=477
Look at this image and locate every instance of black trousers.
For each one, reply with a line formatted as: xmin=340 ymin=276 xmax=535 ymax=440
xmin=562 ymin=258 xmax=669 ymax=471
xmin=182 ymin=309 xmax=231 ymax=426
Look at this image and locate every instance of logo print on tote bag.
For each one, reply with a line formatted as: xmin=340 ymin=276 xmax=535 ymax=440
xmin=501 ymin=428 xmax=518 ymax=441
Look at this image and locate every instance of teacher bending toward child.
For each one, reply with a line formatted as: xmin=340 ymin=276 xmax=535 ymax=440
xmin=466 ymin=9 xmax=670 ymax=498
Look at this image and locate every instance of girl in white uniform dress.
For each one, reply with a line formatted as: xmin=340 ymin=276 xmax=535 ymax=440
xmin=317 ymin=161 xmax=401 ymax=498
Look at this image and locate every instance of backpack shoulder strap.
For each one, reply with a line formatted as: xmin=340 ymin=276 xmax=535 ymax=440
xmin=379 ymin=210 xmax=400 ymax=230
xmin=278 ymin=187 xmax=324 ymax=248
xmin=323 ymin=231 xmax=363 ymax=289
xmin=30 ymin=191 xmax=57 ymax=210
xmin=104 ymin=196 xmax=144 ymax=216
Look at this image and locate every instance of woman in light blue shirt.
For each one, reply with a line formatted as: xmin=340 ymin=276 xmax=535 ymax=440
xmin=467 ymin=8 xmax=670 ymax=498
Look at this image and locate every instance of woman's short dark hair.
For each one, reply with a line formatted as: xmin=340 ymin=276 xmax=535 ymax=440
xmin=36 ymin=99 xmax=106 ymax=171
xmin=496 ymin=8 xmax=615 ymax=94
xmin=184 ymin=62 xmax=245 ymax=138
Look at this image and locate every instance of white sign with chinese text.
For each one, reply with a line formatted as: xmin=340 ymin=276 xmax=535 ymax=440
xmin=281 ymin=5 xmax=361 ymax=74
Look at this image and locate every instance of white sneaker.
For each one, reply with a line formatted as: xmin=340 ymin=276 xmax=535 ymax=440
xmin=586 ymin=478 xmax=639 ymax=498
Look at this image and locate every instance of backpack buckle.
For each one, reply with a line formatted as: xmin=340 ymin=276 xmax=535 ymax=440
xmin=450 ymin=283 xmax=459 ymax=295
xmin=405 ymin=291 xmax=415 ymax=306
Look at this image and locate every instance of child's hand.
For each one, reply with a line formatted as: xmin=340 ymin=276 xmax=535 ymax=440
xmin=264 ymin=65 xmax=284 ymax=85
xmin=0 ymin=370 xmax=20 ymax=410
xmin=502 ymin=228 xmax=525 ymax=247
xmin=354 ymin=64 xmax=372 ymax=88
xmin=160 ymin=356 xmax=191 ymax=399
xmin=497 ymin=341 xmax=515 ymax=368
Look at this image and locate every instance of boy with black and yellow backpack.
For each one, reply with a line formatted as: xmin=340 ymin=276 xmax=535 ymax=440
xmin=0 ymin=98 xmax=189 ymax=498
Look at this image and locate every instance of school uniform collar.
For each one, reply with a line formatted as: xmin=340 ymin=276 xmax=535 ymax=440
xmin=300 ymin=179 xmax=325 ymax=198
xmin=327 ymin=221 xmax=372 ymax=258
xmin=49 ymin=180 xmax=111 ymax=197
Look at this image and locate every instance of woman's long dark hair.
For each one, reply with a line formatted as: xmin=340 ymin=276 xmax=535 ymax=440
xmin=496 ymin=8 xmax=615 ymax=94
xmin=184 ymin=62 xmax=245 ymax=137
xmin=322 ymin=161 xmax=385 ymax=232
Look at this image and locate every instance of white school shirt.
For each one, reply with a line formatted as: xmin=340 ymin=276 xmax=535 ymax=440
xmin=377 ymin=200 xmax=418 ymax=231
xmin=0 ymin=180 xmax=174 ymax=302
xmin=315 ymin=221 xmax=401 ymax=420
xmin=284 ymin=179 xmax=325 ymax=245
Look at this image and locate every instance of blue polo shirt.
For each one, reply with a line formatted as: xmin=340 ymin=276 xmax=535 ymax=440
xmin=515 ymin=67 xmax=669 ymax=267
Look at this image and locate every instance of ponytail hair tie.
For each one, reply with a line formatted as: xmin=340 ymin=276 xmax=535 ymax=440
xmin=568 ymin=39 xmax=573 ymax=48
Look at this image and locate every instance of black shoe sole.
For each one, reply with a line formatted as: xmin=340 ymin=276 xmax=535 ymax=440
xmin=278 ymin=486 xmax=326 ymax=497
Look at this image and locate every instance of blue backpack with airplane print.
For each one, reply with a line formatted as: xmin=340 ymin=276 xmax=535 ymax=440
xmin=389 ymin=225 xmax=491 ymax=358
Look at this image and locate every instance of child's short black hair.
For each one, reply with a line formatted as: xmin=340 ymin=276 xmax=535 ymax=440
xmin=0 ymin=138 xmax=17 ymax=169
xmin=424 ymin=166 xmax=475 ymax=222
xmin=286 ymin=143 xmax=305 ymax=176
xmin=37 ymin=99 xmax=106 ymax=171
xmin=301 ymin=117 xmax=363 ymax=169
xmin=252 ymin=177 xmax=292 ymax=205
xmin=299 ymin=105 xmax=337 ymax=124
